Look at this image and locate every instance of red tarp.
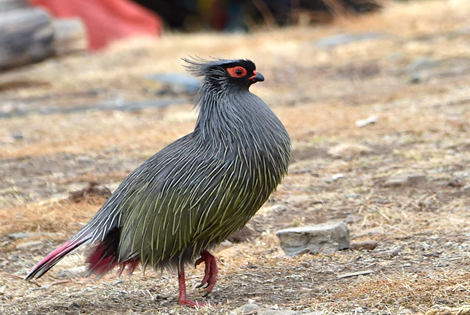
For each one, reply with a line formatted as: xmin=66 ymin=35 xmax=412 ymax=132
xmin=30 ymin=0 xmax=162 ymax=50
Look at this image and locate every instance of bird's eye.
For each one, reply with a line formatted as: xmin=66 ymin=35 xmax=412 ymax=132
xmin=226 ymin=66 xmax=247 ymax=78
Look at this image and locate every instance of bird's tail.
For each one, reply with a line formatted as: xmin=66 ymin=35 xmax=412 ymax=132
xmin=85 ymin=227 xmax=140 ymax=276
xmin=25 ymin=238 xmax=89 ymax=280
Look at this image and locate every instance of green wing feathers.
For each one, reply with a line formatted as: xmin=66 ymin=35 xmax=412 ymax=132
xmin=118 ymin=153 xmax=274 ymax=268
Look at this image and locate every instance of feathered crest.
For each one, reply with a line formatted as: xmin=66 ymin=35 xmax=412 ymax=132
xmin=182 ymin=57 xmax=250 ymax=77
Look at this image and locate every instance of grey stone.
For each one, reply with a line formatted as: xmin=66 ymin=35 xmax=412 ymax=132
xmin=231 ymin=303 xmax=261 ymax=314
xmin=11 ymin=132 xmax=24 ymax=140
xmin=276 ymin=221 xmax=350 ymax=257
xmin=355 ymin=115 xmax=378 ymax=127
xmin=325 ymin=173 xmax=344 ymax=183
xmin=146 ymin=73 xmax=200 ymax=95
xmin=314 ymin=32 xmax=388 ymax=48
xmin=337 ymin=269 xmax=374 ymax=279
xmin=383 ymin=174 xmax=426 ymax=187
xmin=407 ymin=57 xmax=439 ymax=83
xmin=8 ymin=232 xmax=41 ymax=240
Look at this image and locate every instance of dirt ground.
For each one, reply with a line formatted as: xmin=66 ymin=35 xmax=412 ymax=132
xmin=1 ymin=1 xmax=470 ymax=314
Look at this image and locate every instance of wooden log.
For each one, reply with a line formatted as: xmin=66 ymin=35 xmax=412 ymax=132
xmin=52 ymin=18 xmax=87 ymax=56
xmin=0 ymin=8 xmax=54 ymax=70
xmin=0 ymin=0 xmax=28 ymax=12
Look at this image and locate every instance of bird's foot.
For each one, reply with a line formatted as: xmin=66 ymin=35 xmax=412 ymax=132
xmin=178 ymin=267 xmax=212 ymax=308
xmin=194 ymin=250 xmax=218 ymax=294
xmin=178 ymin=297 xmax=206 ymax=307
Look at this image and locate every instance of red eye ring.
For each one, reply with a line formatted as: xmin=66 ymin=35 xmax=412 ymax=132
xmin=227 ymin=66 xmax=247 ymax=78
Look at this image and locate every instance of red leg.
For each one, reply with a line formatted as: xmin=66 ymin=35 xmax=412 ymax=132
xmin=178 ymin=266 xmax=205 ymax=307
xmin=194 ymin=250 xmax=218 ymax=294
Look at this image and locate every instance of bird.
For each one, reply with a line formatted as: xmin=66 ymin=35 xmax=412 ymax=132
xmin=25 ymin=58 xmax=291 ymax=307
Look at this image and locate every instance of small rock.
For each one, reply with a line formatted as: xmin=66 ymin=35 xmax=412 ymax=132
xmin=355 ymin=115 xmax=378 ymax=127
xmin=276 ymin=221 xmax=350 ymax=257
xmin=220 ymin=240 xmax=232 ymax=246
xmin=351 ymin=239 xmax=378 ymax=250
xmin=325 ymin=173 xmax=344 ymax=183
xmin=328 ymin=143 xmax=372 ymax=160
xmin=11 ymin=132 xmax=24 ymax=140
xmin=407 ymin=57 xmax=439 ymax=83
xmin=56 ymin=266 xmax=87 ymax=279
xmin=230 ymin=303 xmax=261 ymax=314
xmin=8 ymin=232 xmax=41 ymax=240
xmin=16 ymin=241 xmax=42 ymax=249
xmin=314 ymin=32 xmax=388 ymax=48
xmin=337 ymin=269 xmax=374 ymax=279
xmin=383 ymin=174 xmax=426 ymax=187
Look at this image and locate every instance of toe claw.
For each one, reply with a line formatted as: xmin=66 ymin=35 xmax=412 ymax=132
xmin=194 ymin=258 xmax=203 ymax=268
xmin=195 ymin=250 xmax=218 ymax=294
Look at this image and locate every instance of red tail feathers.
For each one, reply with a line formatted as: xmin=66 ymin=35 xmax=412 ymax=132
xmin=86 ymin=242 xmax=139 ymax=276
xmin=25 ymin=238 xmax=88 ymax=280
xmin=86 ymin=241 xmax=118 ymax=274
xmin=25 ymin=230 xmax=140 ymax=280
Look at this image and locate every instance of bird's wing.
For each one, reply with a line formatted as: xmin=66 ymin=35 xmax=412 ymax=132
xmin=117 ymin=139 xmax=233 ymax=266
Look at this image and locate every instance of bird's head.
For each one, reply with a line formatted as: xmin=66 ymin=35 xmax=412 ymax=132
xmin=184 ymin=58 xmax=264 ymax=91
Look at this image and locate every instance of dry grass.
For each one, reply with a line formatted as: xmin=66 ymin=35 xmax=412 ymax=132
xmin=1 ymin=0 xmax=470 ymax=314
